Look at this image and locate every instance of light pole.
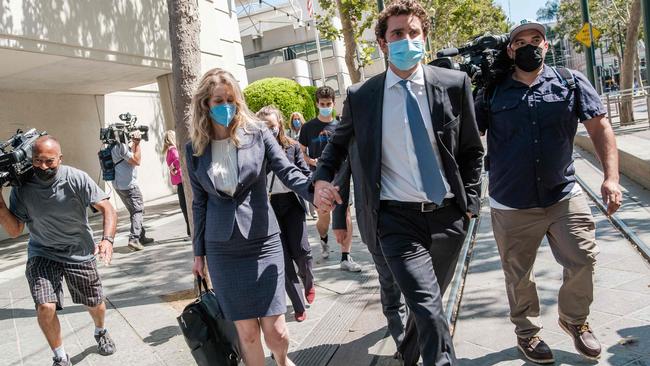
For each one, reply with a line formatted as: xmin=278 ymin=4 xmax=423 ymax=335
xmin=580 ymin=0 xmax=597 ymax=87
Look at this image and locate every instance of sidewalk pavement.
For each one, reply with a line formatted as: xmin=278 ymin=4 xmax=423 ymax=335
xmin=0 ymin=193 xmax=413 ymax=366
xmin=452 ymin=147 xmax=650 ymax=365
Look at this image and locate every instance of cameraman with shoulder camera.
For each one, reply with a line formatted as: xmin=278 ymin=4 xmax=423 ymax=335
xmin=111 ymin=129 xmax=154 ymax=251
xmin=0 ymin=136 xmax=118 ymax=366
xmin=475 ymin=20 xmax=621 ymax=363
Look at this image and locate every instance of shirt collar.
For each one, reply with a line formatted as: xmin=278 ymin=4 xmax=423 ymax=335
xmin=504 ymin=65 xmax=555 ymax=90
xmin=385 ymin=64 xmax=425 ymax=90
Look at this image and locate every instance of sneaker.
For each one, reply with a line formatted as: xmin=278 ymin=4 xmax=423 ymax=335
xmin=517 ymin=336 xmax=554 ymax=364
xmin=559 ymin=319 xmax=601 ymax=360
xmin=52 ymin=354 xmax=72 ymax=366
xmin=139 ymin=236 xmax=154 ymax=245
xmin=295 ymin=311 xmax=307 ymax=322
xmin=340 ymin=257 xmax=362 ymax=272
xmin=128 ymin=239 xmax=144 ymax=251
xmin=320 ymin=237 xmax=330 ymax=259
xmin=305 ymin=287 xmax=316 ymax=304
xmin=95 ymin=329 xmax=116 ymax=356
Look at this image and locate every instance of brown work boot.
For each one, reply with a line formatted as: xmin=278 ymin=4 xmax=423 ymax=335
xmin=517 ymin=336 xmax=555 ymax=364
xmin=559 ymin=319 xmax=601 ymax=360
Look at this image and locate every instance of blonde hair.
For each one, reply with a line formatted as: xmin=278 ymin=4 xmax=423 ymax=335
xmin=290 ymin=112 xmax=305 ymax=131
xmin=163 ymin=130 xmax=176 ymax=153
xmin=190 ymin=68 xmax=259 ymax=156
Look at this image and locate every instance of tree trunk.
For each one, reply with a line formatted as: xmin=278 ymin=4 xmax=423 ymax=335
xmin=168 ymin=0 xmax=205 ymax=282
xmin=336 ymin=0 xmax=362 ymax=84
xmin=620 ymin=0 xmax=641 ymax=125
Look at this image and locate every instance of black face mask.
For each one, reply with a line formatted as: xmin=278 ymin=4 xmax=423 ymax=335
xmin=34 ymin=167 xmax=58 ymax=182
xmin=514 ymin=44 xmax=544 ymax=72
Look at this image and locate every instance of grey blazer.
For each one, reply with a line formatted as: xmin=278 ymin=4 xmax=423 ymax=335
xmin=186 ymin=126 xmax=314 ymax=256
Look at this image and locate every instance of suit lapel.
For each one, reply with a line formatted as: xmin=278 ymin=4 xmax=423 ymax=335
xmin=423 ymin=65 xmax=443 ymax=133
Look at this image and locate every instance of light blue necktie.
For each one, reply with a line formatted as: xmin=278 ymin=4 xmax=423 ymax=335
xmin=398 ymin=79 xmax=446 ymax=204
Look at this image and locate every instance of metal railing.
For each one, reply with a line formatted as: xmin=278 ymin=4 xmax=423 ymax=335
xmin=601 ymin=86 xmax=650 ymax=130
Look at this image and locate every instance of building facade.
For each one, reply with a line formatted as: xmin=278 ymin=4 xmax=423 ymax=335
xmin=0 ymin=0 xmax=246 ymax=241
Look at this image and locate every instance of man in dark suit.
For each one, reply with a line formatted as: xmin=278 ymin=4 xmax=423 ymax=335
xmin=313 ymin=1 xmax=484 ymax=364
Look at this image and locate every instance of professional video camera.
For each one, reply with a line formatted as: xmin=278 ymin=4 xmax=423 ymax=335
xmin=99 ymin=113 xmax=149 ymax=145
xmin=430 ymin=33 xmax=512 ymax=93
xmin=0 ymin=128 xmax=48 ymax=187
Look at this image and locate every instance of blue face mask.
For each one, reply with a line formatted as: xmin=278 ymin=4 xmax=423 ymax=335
xmin=209 ymin=103 xmax=237 ymax=127
xmin=388 ymin=38 xmax=425 ymax=71
xmin=319 ymin=107 xmax=333 ymax=117
xmin=292 ymin=119 xmax=301 ymax=129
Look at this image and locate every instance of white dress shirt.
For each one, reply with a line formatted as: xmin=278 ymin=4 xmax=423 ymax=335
xmin=380 ymin=65 xmax=453 ymax=202
xmin=209 ymin=138 xmax=238 ymax=196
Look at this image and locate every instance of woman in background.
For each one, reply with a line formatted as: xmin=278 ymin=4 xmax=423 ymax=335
xmin=288 ymin=112 xmax=304 ymax=139
xmin=163 ymin=130 xmax=190 ymax=237
xmin=257 ymin=106 xmax=316 ymax=323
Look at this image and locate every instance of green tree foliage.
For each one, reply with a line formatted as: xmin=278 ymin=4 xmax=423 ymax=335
xmin=423 ymin=0 xmax=509 ymax=55
xmin=303 ymin=85 xmax=318 ymax=107
xmin=243 ymin=78 xmax=316 ymax=125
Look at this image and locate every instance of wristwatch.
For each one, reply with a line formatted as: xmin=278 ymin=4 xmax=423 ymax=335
xmin=101 ymin=236 xmax=114 ymax=245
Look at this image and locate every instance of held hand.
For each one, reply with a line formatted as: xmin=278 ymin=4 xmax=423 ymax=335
xmin=333 ymin=229 xmax=349 ymax=244
xmin=601 ymin=178 xmax=622 ymax=215
xmin=192 ymin=256 xmax=205 ymax=278
xmin=314 ymin=180 xmax=342 ymax=212
xmin=94 ymin=240 xmax=113 ymax=265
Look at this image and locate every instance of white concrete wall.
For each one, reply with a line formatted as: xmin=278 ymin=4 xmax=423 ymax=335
xmin=0 ymin=0 xmax=171 ymax=68
xmin=247 ymin=59 xmax=312 ymax=85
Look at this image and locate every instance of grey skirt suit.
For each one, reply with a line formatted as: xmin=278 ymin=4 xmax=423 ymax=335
xmin=186 ymin=125 xmax=313 ymax=321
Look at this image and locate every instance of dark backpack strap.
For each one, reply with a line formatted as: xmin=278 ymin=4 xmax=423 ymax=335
xmin=268 ymin=173 xmax=276 ymax=195
xmin=554 ymin=66 xmax=577 ymax=90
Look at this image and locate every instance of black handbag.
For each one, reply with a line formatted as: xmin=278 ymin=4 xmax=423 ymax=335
xmin=177 ymin=276 xmax=242 ymax=366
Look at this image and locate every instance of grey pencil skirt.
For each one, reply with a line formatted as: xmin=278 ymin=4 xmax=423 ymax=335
xmin=205 ymin=227 xmax=286 ymax=321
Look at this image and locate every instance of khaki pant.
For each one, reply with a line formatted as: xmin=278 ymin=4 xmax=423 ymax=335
xmin=491 ymin=193 xmax=599 ymax=338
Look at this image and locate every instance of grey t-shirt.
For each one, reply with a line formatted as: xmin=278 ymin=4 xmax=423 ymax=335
xmin=10 ymin=165 xmax=109 ymax=263
xmin=111 ymin=143 xmax=137 ymax=190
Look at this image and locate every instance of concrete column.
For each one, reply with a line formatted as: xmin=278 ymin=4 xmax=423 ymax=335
xmin=156 ymin=73 xmax=175 ymax=131
xmin=331 ymin=16 xmax=352 ymax=93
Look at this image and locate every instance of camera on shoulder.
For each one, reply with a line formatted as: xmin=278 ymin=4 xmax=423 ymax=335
xmin=0 ymin=128 xmax=48 ymax=187
xmin=99 ymin=113 xmax=149 ymax=145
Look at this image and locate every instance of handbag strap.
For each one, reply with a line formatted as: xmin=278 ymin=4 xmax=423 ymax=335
xmin=196 ymin=275 xmax=210 ymax=296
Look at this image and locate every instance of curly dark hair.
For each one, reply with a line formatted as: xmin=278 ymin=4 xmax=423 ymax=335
xmin=315 ymin=86 xmax=336 ymax=102
xmin=375 ymin=0 xmax=430 ymax=41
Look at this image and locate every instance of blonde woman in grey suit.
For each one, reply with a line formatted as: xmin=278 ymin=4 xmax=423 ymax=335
xmin=187 ymin=68 xmax=317 ymax=366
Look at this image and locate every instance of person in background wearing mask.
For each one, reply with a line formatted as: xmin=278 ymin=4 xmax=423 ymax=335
xmin=111 ymin=130 xmax=154 ymax=251
xmin=187 ymin=68 xmax=313 ymax=366
xmin=289 ymin=112 xmax=305 ymax=139
xmin=163 ymin=130 xmax=190 ymax=238
xmin=474 ymin=20 xmax=621 ymax=364
xmin=312 ymin=1 xmax=484 ymax=364
xmin=257 ymin=106 xmax=315 ymax=323
xmin=299 ymin=86 xmax=361 ymax=272
xmin=0 ymin=136 xmax=118 ymax=366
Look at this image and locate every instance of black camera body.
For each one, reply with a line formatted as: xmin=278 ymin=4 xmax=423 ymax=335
xmin=431 ymin=33 xmax=512 ymax=93
xmin=99 ymin=113 xmax=149 ymax=145
xmin=0 ymin=128 xmax=48 ymax=187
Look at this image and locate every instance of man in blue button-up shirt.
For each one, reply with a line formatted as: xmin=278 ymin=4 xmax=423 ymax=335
xmin=475 ymin=20 xmax=622 ymax=364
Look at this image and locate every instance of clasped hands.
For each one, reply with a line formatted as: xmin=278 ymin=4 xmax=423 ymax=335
xmin=313 ymin=180 xmax=343 ymax=212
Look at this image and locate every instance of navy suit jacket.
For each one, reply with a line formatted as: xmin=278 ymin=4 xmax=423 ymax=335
xmin=314 ymin=65 xmax=484 ymax=247
xmin=186 ymin=126 xmax=313 ymax=256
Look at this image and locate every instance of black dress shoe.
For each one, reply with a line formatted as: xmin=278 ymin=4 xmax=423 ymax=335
xmin=517 ymin=336 xmax=555 ymax=364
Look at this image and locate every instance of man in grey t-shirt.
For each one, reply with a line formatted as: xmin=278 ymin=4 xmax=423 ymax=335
xmin=110 ymin=130 xmax=154 ymax=251
xmin=0 ymin=136 xmax=118 ymax=366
